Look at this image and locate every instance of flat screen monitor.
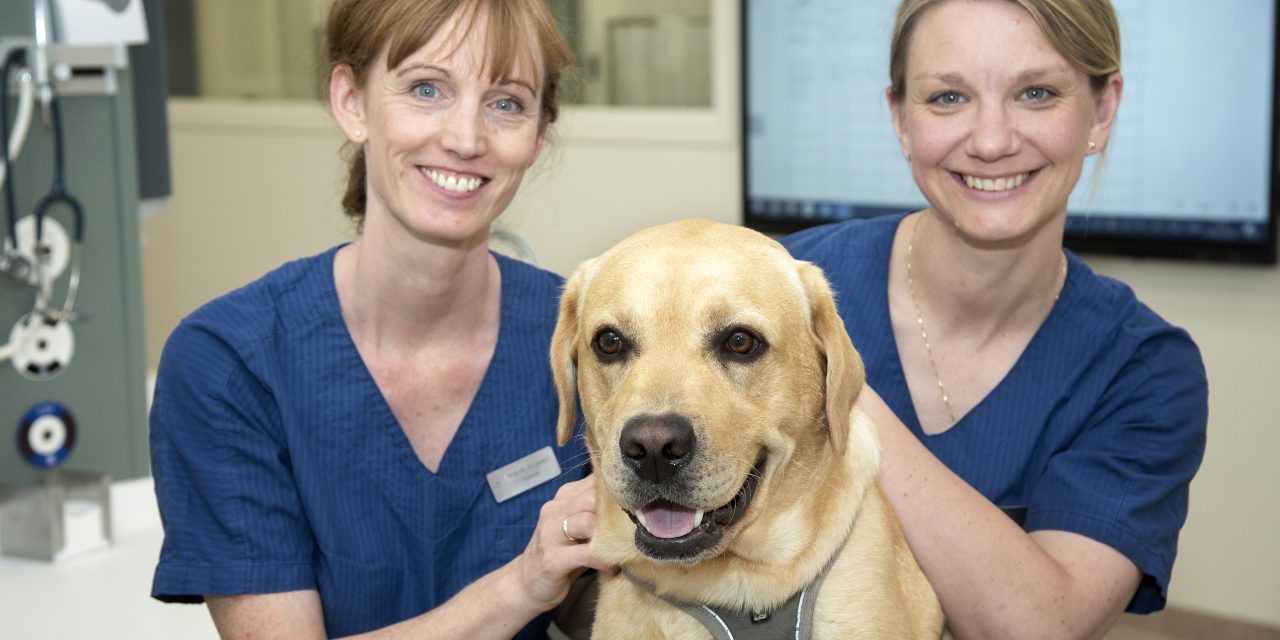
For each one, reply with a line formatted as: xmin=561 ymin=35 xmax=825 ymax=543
xmin=743 ymin=0 xmax=1278 ymax=264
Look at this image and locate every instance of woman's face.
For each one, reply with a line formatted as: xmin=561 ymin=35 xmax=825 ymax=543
xmin=889 ymin=0 xmax=1121 ymax=247
xmin=335 ymin=9 xmax=545 ymax=248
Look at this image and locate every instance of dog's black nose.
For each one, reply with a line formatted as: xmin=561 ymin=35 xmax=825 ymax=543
xmin=620 ymin=414 xmax=695 ymax=484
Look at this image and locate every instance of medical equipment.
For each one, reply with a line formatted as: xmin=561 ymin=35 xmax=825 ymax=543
xmin=0 ymin=48 xmax=35 ymax=287
xmin=1 ymin=1 xmax=86 ymax=384
xmin=31 ymin=68 xmax=86 ymax=325
xmin=1 ymin=0 xmax=155 ymax=500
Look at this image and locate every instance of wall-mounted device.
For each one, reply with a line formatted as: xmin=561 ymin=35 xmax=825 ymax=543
xmin=1 ymin=0 xmax=160 ymax=560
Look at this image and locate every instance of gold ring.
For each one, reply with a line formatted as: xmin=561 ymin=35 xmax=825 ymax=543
xmin=562 ymin=516 xmax=580 ymax=542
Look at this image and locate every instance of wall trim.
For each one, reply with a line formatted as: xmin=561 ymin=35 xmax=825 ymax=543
xmin=169 ymin=98 xmax=336 ymax=134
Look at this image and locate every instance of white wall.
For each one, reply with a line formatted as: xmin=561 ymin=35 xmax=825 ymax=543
xmin=140 ymin=1 xmax=1280 ymax=629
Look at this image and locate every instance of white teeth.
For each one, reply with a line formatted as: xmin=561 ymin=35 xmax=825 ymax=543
xmin=424 ymin=168 xmax=484 ymax=193
xmin=633 ymin=509 xmax=703 ymax=532
xmin=964 ymin=173 xmax=1027 ymax=192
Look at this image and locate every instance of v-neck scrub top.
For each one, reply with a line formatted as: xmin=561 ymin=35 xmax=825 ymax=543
xmin=782 ymin=215 xmax=1207 ymax=613
xmin=149 ymin=247 xmax=586 ymax=638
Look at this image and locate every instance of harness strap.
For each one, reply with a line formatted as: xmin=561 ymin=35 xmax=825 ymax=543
xmin=621 ymin=567 xmax=735 ymax=640
xmin=619 ymin=527 xmax=851 ymax=640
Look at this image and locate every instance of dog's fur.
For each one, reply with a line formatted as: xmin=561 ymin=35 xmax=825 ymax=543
xmin=551 ymin=220 xmax=943 ymax=639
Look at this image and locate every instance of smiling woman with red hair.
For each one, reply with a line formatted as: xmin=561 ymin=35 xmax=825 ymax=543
xmin=148 ymin=1 xmax=609 ymax=638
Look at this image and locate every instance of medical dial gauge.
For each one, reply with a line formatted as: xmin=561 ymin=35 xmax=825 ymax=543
xmin=16 ymin=401 xmax=77 ymax=469
xmin=9 ymin=312 xmax=75 ymax=381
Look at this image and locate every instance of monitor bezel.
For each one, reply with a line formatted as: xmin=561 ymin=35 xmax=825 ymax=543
xmin=739 ymin=0 xmax=1279 ymax=265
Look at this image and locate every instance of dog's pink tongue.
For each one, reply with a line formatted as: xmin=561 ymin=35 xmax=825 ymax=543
xmin=641 ymin=504 xmax=697 ymax=539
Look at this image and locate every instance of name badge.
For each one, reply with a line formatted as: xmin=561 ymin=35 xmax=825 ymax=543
xmin=487 ymin=446 xmax=562 ymax=503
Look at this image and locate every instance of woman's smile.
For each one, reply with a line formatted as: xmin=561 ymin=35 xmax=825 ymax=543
xmin=959 ymin=171 xmax=1030 ymax=193
xmin=419 ymin=166 xmax=489 ymax=194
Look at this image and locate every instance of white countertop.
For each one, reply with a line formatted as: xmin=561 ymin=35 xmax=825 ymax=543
xmin=0 ymin=477 xmax=219 ymax=639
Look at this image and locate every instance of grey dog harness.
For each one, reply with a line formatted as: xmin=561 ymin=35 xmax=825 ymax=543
xmin=619 ymin=533 xmax=849 ymax=640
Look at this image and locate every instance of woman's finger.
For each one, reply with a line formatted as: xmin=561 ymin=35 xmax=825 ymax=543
xmin=560 ymin=511 xmax=597 ymax=544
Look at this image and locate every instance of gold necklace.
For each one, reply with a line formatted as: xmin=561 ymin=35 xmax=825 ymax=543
xmin=904 ymin=215 xmax=1066 ymax=425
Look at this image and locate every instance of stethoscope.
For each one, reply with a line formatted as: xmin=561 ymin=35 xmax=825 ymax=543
xmin=0 ymin=35 xmax=86 ymax=379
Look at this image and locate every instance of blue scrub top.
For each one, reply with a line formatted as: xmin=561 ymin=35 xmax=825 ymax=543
xmin=782 ymin=215 xmax=1207 ymax=613
xmin=150 ymin=247 xmax=586 ymax=638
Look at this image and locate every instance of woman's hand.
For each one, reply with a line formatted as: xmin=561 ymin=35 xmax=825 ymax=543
xmin=507 ymin=475 xmax=615 ymax=615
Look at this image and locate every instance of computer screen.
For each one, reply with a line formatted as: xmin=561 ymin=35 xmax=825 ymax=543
xmin=743 ymin=0 xmax=1278 ymax=264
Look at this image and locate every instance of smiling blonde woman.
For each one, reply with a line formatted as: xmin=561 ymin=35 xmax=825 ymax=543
xmin=783 ymin=1 xmax=1207 ymax=638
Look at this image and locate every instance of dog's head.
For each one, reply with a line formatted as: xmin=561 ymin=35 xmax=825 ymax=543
xmin=552 ymin=220 xmax=870 ymax=567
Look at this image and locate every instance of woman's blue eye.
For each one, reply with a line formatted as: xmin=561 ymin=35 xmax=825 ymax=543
xmin=934 ymin=91 xmax=963 ymax=105
xmin=1023 ymin=86 xmax=1053 ymax=101
xmin=494 ymin=98 xmax=522 ymax=113
xmin=414 ymin=82 xmax=438 ymax=99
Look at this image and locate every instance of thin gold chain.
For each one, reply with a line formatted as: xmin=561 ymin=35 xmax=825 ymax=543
xmin=904 ymin=215 xmax=1066 ymax=425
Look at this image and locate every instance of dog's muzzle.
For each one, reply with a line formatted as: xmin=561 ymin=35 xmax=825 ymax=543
xmin=614 ymin=413 xmax=766 ymax=562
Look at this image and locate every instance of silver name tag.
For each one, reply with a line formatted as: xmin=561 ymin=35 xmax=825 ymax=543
xmin=486 ymin=446 xmax=562 ymax=503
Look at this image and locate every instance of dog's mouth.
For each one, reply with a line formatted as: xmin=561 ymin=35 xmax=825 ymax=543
xmin=625 ymin=453 xmax=766 ymax=562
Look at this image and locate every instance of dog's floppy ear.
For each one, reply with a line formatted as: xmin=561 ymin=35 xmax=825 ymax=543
xmin=551 ymin=261 xmax=590 ymax=446
xmin=799 ymin=262 xmax=864 ymax=455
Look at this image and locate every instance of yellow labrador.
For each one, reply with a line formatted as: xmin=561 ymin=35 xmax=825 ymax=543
xmin=552 ymin=220 xmax=943 ymax=639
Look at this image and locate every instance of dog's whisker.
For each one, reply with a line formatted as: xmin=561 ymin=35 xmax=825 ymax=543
xmin=564 ymin=462 xmax=591 ymax=474
xmin=562 ymin=450 xmax=592 ymax=464
xmin=556 ymin=457 xmax=595 ymax=479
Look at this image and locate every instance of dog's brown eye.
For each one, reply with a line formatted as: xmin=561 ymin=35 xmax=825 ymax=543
xmin=595 ymin=330 xmax=624 ymax=355
xmin=724 ymin=330 xmax=760 ymax=355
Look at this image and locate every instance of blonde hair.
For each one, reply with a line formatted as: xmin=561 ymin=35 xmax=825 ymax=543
xmin=887 ymin=0 xmax=1121 ymax=104
xmin=323 ymin=0 xmax=574 ymax=223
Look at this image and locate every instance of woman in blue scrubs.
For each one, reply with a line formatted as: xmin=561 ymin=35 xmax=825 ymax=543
xmin=783 ymin=1 xmax=1207 ymax=638
xmin=149 ymin=1 xmax=609 ymax=637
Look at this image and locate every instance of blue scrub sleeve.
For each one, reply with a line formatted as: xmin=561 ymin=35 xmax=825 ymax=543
xmin=151 ymin=321 xmax=318 ymax=602
xmin=1024 ymin=327 xmax=1207 ymax=613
